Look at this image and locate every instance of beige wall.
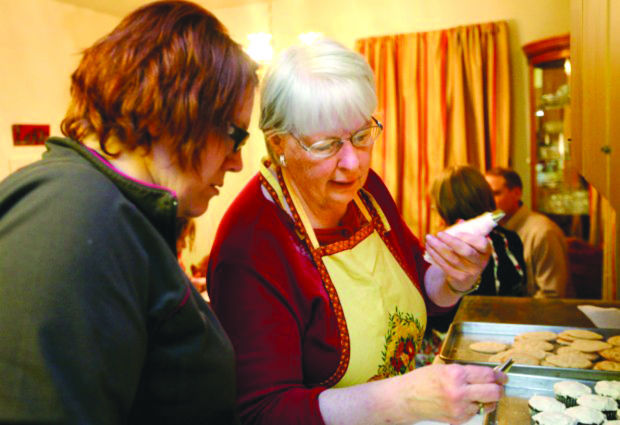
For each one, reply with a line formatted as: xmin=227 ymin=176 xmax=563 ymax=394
xmin=0 ymin=0 xmax=570 ymax=267
xmin=0 ymin=0 xmax=117 ymax=179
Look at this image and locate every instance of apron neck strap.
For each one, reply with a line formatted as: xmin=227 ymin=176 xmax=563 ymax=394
xmin=259 ymin=159 xmax=391 ymax=249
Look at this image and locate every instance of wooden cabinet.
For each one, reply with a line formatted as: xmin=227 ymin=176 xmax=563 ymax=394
xmin=523 ymin=35 xmax=590 ymax=238
xmin=571 ymin=0 xmax=620 ymax=212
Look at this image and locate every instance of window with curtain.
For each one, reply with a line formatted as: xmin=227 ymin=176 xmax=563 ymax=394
xmin=356 ymin=21 xmax=511 ymax=237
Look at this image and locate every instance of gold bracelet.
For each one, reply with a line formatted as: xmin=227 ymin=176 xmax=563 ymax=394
xmin=446 ymin=276 xmax=481 ymax=295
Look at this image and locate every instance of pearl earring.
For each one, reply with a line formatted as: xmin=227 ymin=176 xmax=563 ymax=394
xmin=279 ymin=154 xmax=287 ymax=167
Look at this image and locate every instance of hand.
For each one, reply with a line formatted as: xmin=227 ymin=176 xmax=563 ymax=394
xmin=398 ymin=363 xmax=507 ymax=424
xmin=425 ymin=230 xmax=492 ymax=293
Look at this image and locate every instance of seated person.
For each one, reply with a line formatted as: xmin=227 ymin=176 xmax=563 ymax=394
xmin=416 ymin=165 xmax=526 ymax=365
xmin=422 ymin=165 xmax=526 ymax=353
xmin=432 ymin=165 xmax=526 ymax=299
xmin=207 ymin=39 xmax=506 ymax=425
xmin=485 ymin=167 xmax=568 ymax=298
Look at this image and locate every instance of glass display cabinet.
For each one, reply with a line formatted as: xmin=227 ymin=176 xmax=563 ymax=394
xmin=523 ymin=34 xmax=590 ymax=239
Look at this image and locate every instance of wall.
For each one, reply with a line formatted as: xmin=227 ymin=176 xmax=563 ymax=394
xmin=0 ymin=0 xmax=570 ymax=267
xmin=195 ymin=0 xmax=571 ymax=267
xmin=0 ymin=0 xmax=117 ymax=180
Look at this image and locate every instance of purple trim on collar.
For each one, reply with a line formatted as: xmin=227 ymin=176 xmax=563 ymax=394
xmin=86 ymin=146 xmax=177 ymax=198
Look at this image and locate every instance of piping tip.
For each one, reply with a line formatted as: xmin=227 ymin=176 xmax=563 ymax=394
xmin=491 ymin=210 xmax=506 ymax=223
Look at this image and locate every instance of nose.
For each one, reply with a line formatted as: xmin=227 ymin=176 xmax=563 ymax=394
xmin=225 ymin=149 xmax=243 ymax=173
xmin=336 ymin=139 xmax=360 ymax=171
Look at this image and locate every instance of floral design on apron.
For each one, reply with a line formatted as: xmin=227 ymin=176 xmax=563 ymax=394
xmin=259 ymin=160 xmax=427 ymax=388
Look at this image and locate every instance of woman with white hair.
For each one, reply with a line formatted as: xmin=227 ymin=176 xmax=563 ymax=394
xmin=208 ymin=39 xmax=505 ymax=425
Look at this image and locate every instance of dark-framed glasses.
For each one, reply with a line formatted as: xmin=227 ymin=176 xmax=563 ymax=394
xmin=291 ymin=116 xmax=383 ymax=158
xmin=227 ymin=122 xmax=250 ymax=153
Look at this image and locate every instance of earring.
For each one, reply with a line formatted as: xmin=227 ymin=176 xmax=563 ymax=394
xmin=279 ymin=154 xmax=287 ymax=167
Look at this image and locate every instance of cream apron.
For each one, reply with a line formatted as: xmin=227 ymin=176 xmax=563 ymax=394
xmin=260 ymin=162 xmax=427 ymax=387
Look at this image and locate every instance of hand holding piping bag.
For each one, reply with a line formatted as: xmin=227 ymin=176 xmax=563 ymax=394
xmin=424 ymin=210 xmax=505 ymax=294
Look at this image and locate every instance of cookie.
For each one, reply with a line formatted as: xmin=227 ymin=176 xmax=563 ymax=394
xmin=489 ymin=350 xmax=539 ymax=365
xmin=565 ymin=405 xmax=606 ymax=424
xmin=556 ymin=346 xmax=599 ymax=361
xmin=570 ymin=339 xmax=612 ymax=353
xmin=469 ymin=341 xmax=508 ymax=354
xmin=515 ymin=331 xmax=557 ymax=341
xmin=557 ymin=337 xmax=573 ymax=345
xmin=554 ymin=381 xmax=592 ymax=407
xmin=592 ymin=360 xmax=620 ymax=371
xmin=608 ymin=335 xmax=620 ymax=347
xmin=514 ymin=339 xmax=554 ymax=352
xmin=562 ymin=329 xmax=604 ymax=340
xmin=509 ymin=347 xmax=548 ymax=360
xmin=599 ymin=347 xmax=620 ymax=362
xmin=545 ymin=353 xmax=592 ymax=369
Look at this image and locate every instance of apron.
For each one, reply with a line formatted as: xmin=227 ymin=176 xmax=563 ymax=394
xmin=259 ymin=161 xmax=427 ymax=387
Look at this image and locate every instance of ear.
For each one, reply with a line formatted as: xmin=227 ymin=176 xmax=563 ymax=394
xmin=266 ymin=134 xmax=285 ymax=157
xmin=513 ymin=186 xmax=523 ymax=200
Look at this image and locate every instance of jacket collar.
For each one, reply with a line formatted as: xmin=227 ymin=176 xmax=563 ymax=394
xmin=504 ymin=203 xmax=529 ymax=232
xmin=45 ymin=137 xmax=179 ymax=251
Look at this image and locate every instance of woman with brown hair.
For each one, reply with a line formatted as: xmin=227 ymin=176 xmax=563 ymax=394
xmin=431 ymin=165 xmax=526 ymax=299
xmin=0 ymin=1 xmax=257 ymax=423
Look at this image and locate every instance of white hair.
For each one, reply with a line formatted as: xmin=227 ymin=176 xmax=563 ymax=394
xmin=259 ymin=38 xmax=378 ymax=144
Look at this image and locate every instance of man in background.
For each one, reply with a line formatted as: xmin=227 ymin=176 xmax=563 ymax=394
xmin=485 ymin=167 xmax=569 ymax=298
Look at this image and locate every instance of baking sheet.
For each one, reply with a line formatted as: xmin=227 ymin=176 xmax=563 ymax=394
xmin=439 ymin=322 xmax=620 ymax=424
xmin=439 ymin=321 xmax=620 ymax=379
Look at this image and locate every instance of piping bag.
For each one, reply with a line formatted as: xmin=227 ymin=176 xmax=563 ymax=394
xmin=423 ymin=210 xmax=505 ymax=265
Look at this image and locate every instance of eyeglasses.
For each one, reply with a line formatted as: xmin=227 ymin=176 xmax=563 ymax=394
xmin=227 ymin=122 xmax=250 ymax=153
xmin=291 ymin=117 xmax=383 ymax=158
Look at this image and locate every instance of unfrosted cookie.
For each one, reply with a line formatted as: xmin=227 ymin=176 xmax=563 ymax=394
xmin=562 ymin=329 xmax=604 ymax=340
xmin=599 ymin=347 xmax=620 ymax=362
xmin=545 ymin=353 xmax=592 ymax=369
xmin=557 ymin=337 xmax=573 ymax=345
xmin=570 ymin=339 xmax=612 ymax=353
xmin=489 ymin=349 xmax=539 ymax=365
xmin=514 ymin=339 xmax=554 ymax=352
xmin=556 ymin=346 xmax=599 ymax=361
xmin=515 ymin=330 xmax=557 ymax=341
xmin=608 ymin=335 xmax=620 ymax=347
xmin=469 ymin=341 xmax=508 ymax=354
xmin=592 ymin=360 xmax=620 ymax=371
xmin=507 ymin=347 xmax=548 ymax=360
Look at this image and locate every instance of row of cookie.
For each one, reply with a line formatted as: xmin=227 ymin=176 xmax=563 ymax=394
xmin=530 ymin=380 xmax=620 ymax=425
xmin=469 ymin=328 xmax=620 ymax=370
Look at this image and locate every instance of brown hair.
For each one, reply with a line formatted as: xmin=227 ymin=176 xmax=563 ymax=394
xmin=61 ymin=0 xmax=258 ymax=171
xmin=485 ymin=167 xmax=523 ymax=190
xmin=431 ymin=165 xmax=496 ymax=225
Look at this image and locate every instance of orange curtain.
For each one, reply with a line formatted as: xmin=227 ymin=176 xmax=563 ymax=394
xmin=356 ymin=21 xmax=510 ymax=237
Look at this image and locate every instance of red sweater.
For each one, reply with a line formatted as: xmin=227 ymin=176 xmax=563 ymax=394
xmin=208 ymin=169 xmax=452 ymax=425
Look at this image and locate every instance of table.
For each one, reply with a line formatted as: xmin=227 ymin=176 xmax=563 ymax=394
xmin=452 ymin=295 xmax=620 ymax=327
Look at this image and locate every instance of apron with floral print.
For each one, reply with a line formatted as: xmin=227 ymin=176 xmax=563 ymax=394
xmin=259 ymin=161 xmax=427 ymax=387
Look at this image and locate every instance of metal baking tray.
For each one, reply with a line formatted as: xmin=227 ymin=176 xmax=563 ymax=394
xmin=482 ymin=372 xmax=604 ymax=425
xmin=439 ymin=321 xmax=620 ymax=380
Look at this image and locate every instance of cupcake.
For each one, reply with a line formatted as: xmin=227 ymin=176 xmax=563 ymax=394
xmin=565 ymin=406 xmax=606 ymax=425
xmin=595 ymin=381 xmax=620 ymax=408
xmin=555 ymin=381 xmax=593 ymax=407
xmin=532 ymin=411 xmax=577 ymax=425
xmin=578 ymin=394 xmax=618 ymax=420
xmin=529 ymin=394 xmax=567 ymax=416
xmin=603 ymin=420 xmax=620 ymax=425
